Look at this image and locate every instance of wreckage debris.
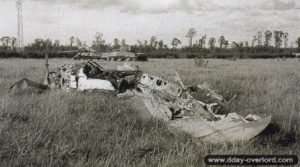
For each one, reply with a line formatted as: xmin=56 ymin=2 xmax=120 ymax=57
xmin=139 ymin=73 xmax=183 ymax=97
xmin=9 ymin=78 xmax=49 ymax=94
xmin=48 ymin=61 xmax=138 ymax=93
xmin=10 ymin=60 xmax=271 ymax=143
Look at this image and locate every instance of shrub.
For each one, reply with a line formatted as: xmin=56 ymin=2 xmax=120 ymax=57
xmin=194 ymin=57 xmax=208 ymax=67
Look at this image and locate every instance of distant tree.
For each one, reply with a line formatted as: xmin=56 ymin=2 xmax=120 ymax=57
xmin=54 ymin=40 xmax=60 ymax=48
xmin=257 ymin=31 xmax=263 ymax=46
xmin=137 ymin=39 xmax=143 ymax=51
xmin=290 ymin=41 xmax=294 ymax=48
xmin=92 ymin=32 xmax=106 ymax=51
xmin=264 ymin=30 xmax=272 ymax=47
xmin=11 ymin=37 xmax=17 ymax=49
xmin=82 ymin=41 xmax=88 ymax=49
xmin=76 ymin=38 xmax=82 ymax=48
xmin=231 ymin=41 xmax=239 ymax=48
xmin=32 ymin=38 xmax=44 ymax=50
xmin=158 ymin=40 xmax=164 ymax=50
xmin=186 ymin=28 xmax=197 ymax=47
xmin=121 ymin=39 xmax=126 ymax=46
xmin=113 ymin=38 xmax=120 ymax=49
xmin=218 ymin=36 xmax=225 ymax=48
xmin=94 ymin=32 xmax=105 ymax=46
xmin=239 ymin=42 xmax=244 ymax=48
xmin=208 ymin=38 xmax=216 ymax=49
xmin=0 ymin=37 xmax=17 ymax=50
xmin=106 ymin=43 xmax=112 ymax=51
xmin=150 ymin=36 xmax=157 ymax=49
xmin=283 ymin=32 xmax=289 ymax=48
xmin=30 ymin=38 xmax=52 ymax=50
xmin=252 ymin=35 xmax=257 ymax=47
xmin=199 ymin=35 xmax=206 ymax=48
xmin=224 ymin=40 xmax=229 ymax=49
xmin=171 ymin=38 xmax=181 ymax=49
xmin=296 ymin=37 xmax=300 ymax=48
xmin=154 ymin=41 xmax=158 ymax=49
xmin=69 ymin=36 xmax=75 ymax=47
xmin=1 ymin=37 xmax=10 ymax=47
xmin=163 ymin=44 xmax=168 ymax=50
xmin=245 ymin=41 xmax=249 ymax=47
xmin=144 ymin=40 xmax=148 ymax=47
xmin=137 ymin=40 xmax=143 ymax=47
xmin=45 ymin=39 xmax=52 ymax=49
xmin=274 ymin=31 xmax=284 ymax=48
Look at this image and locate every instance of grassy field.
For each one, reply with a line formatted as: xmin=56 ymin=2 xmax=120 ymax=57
xmin=0 ymin=58 xmax=299 ymax=166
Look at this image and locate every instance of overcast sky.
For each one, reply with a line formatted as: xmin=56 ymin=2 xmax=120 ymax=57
xmin=0 ymin=0 xmax=299 ymax=46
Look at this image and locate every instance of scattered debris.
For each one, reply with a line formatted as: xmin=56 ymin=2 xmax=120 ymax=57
xmin=9 ymin=78 xmax=49 ymax=94
xmin=10 ymin=60 xmax=271 ymax=143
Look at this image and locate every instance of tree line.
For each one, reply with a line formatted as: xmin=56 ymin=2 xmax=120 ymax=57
xmin=1 ymin=28 xmax=300 ymax=59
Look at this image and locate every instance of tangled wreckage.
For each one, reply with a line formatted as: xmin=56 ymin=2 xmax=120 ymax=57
xmin=10 ymin=61 xmax=271 ymax=143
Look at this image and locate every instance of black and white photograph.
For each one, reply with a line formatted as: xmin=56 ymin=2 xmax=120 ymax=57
xmin=0 ymin=0 xmax=299 ymax=166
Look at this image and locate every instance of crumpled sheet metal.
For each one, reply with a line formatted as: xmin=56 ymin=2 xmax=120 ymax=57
xmin=49 ymin=61 xmax=136 ymax=91
xmin=76 ymin=68 xmax=115 ymax=91
xmin=49 ymin=62 xmax=228 ymax=122
xmin=46 ymin=62 xmax=264 ymax=123
xmin=133 ymin=71 xmax=271 ymax=143
xmin=48 ymin=62 xmax=98 ymax=89
xmin=135 ymin=75 xmax=217 ymax=121
xmin=139 ymin=73 xmax=182 ymax=97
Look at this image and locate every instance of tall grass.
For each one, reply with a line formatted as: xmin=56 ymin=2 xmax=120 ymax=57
xmin=0 ymin=58 xmax=299 ymax=166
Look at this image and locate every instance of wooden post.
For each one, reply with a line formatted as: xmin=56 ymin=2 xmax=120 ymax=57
xmin=44 ymin=46 xmax=50 ymax=85
xmin=175 ymin=69 xmax=187 ymax=90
